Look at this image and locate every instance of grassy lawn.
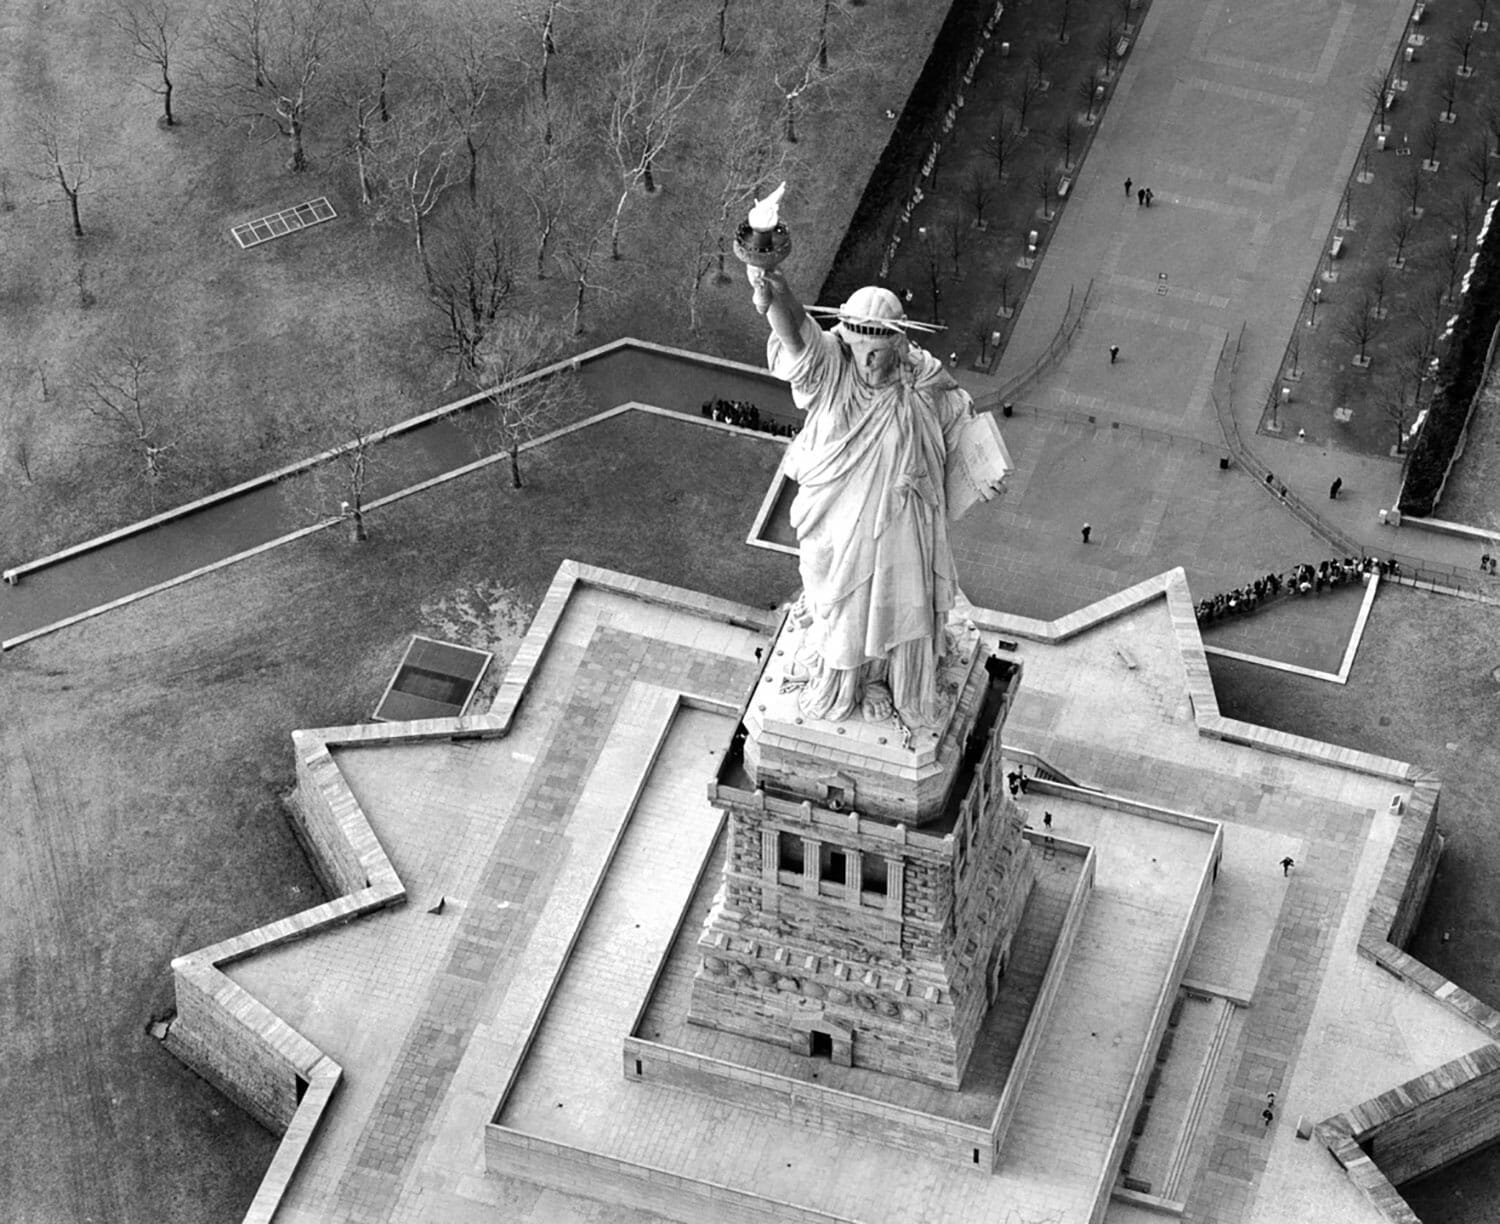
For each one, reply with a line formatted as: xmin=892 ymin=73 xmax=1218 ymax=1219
xmin=1200 ymin=576 xmax=1369 ymax=674
xmin=0 ymin=0 xmax=949 ymax=565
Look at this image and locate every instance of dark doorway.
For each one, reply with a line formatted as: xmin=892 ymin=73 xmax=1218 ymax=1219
xmin=810 ymin=1030 xmax=834 ymax=1059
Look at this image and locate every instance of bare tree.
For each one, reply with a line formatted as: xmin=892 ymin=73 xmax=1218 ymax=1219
xmin=1339 ymin=292 xmax=1379 ymax=366
xmin=917 ymin=228 xmax=943 ymax=323
xmin=716 ymin=0 xmax=736 ymax=54
xmin=425 ymin=197 xmax=520 ymax=383
xmin=992 ymin=109 xmax=1016 ymax=177
xmin=967 ymin=166 xmax=992 ymax=229
xmin=466 ymin=313 xmax=578 ymax=488
xmin=1015 ymin=72 xmax=1042 ymax=135
xmin=775 ymin=57 xmax=818 ymax=143
xmin=1421 ymin=114 xmax=1444 ymax=167
xmin=8 ymin=404 xmax=35 ymax=483
xmin=1464 ymin=138 xmax=1493 ymax=198
xmin=1096 ymin=26 xmax=1120 ymax=79
xmin=292 ymin=399 xmax=390 ymax=541
xmin=1055 ymin=0 xmax=1074 ymax=42
xmin=27 ymin=109 xmax=98 ymax=238
xmin=1365 ymin=72 xmax=1394 ymax=133
xmin=604 ymin=20 xmax=712 ymax=258
xmin=514 ymin=0 xmax=568 ymax=124
xmin=1029 ymin=42 xmax=1054 ymax=89
xmin=1053 ymin=116 xmax=1080 ymax=170
xmin=1483 ymin=103 xmax=1500 ymax=157
xmin=514 ymin=101 xmax=582 ymax=279
xmin=331 ymin=0 xmax=424 ymax=205
xmin=1452 ymin=192 xmax=1481 ymax=254
xmin=351 ymin=0 xmax=422 ymax=123
xmin=1389 ymin=210 xmax=1417 ymax=266
xmin=1370 ymin=263 xmax=1390 ymax=318
xmin=368 ymin=99 xmax=457 ymax=281
xmin=432 ymin=19 xmax=504 ymax=200
xmin=815 ymin=0 xmax=850 ymax=69
xmin=1444 ymin=229 xmax=1467 ymax=297
xmin=1439 ymin=69 xmax=1460 ymax=124
xmin=200 ymin=0 xmax=342 ymax=171
xmin=76 ymin=342 xmax=192 ymax=510
xmin=553 ymin=197 xmax=617 ymax=334
xmin=332 ymin=71 xmax=383 ymax=204
xmin=111 ymin=0 xmax=186 ymax=126
xmin=1380 ymin=373 xmax=1413 ymax=453
xmin=1035 ymin=166 xmax=1055 ymax=219
xmin=1475 ymin=0 xmax=1492 ymax=32
xmin=1404 ymin=160 xmax=1426 ymax=217
xmin=943 ymin=218 xmax=967 ymax=279
xmin=996 ymin=269 xmax=1015 ymax=317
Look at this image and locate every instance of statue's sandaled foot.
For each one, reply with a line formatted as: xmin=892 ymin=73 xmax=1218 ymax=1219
xmin=861 ymin=680 xmax=895 ymax=722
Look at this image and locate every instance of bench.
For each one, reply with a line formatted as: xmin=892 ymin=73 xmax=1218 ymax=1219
xmin=1329 ymin=235 xmax=1345 ymax=259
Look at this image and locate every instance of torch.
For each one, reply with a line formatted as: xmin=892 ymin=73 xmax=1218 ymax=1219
xmin=735 ymin=182 xmax=792 ymax=313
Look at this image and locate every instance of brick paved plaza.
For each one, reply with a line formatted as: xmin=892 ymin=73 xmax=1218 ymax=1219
xmin=169 ymin=561 xmax=1495 ymax=1224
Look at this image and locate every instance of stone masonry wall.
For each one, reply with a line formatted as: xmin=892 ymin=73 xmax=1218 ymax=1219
xmin=167 ymin=961 xmax=310 ymax=1133
xmin=1386 ymin=784 xmax=1442 ymax=950
xmin=1362 ymin=1048 xmax=1500 ymax=1186
xmin=689 ymin=964 xmax=965 ymax=1088
xmin=287 ymin=738 xmax=368 ymax=895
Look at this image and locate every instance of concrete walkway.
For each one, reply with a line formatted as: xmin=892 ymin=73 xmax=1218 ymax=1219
xmin=968 ymin=0 xmax=1493 ymax=587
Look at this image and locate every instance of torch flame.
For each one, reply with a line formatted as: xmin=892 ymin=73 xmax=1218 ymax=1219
xmin=747 ymin=182 xmax=787 ymax=231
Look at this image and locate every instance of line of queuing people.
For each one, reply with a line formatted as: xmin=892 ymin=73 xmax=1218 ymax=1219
xmin=701 ymin=397 xmax=800 ymax=437
xmin=1195 ymin=555 xmax=1398 ymax=626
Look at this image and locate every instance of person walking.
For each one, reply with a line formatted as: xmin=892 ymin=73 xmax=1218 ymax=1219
xmin=1081 ymin=523 xmax=1092 ymax=544
xmin=1280 ymin=856 xmax=1295 ymax=876
xmin=1329 ymin=477 xmax=1343 ymax=499
xmin=1109 ymin=344 xmax=1120 ymax=364
xmin=1137 ymin=187 xmax=1146 ymax=206
xmin=1125 ymin=177 xmax=1133 ymax=198
xmin=1144 ymin=187 xmax=1154 ymax=207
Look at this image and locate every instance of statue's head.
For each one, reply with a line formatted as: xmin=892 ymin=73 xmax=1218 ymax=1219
xmin=833 ymin=287 xmax=909 ymax=385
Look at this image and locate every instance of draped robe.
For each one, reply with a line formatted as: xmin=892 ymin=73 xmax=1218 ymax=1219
xmin=770 ymin=318 xmax=971 ymax=723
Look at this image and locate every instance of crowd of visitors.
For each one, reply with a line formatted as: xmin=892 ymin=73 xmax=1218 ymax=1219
xmin=701 ymin=398 xmax=799 ymax=437
xmin=1194 ymin=555 xmax=1396 ymax=626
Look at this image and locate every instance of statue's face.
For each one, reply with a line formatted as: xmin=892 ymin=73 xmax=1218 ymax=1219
xmin=845 ymin=336 xmax=903 ymax=387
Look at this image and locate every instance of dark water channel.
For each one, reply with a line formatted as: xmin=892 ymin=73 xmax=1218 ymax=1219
xmin=0 ymin=344 xmax=796 ymax=647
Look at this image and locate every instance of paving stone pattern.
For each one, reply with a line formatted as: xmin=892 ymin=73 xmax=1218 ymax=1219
xmin=324 ymin=626 xmax=756 ymax=1223
xmin=1185 ymin=866 xmax=1355 ymax=1223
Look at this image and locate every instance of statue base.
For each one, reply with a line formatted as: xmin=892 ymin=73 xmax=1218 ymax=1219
xmin=742 ymin=614 xmax=988 ymax=828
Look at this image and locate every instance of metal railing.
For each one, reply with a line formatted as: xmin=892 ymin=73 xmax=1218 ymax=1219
xmin=976 ymin=279 xmax=1095 ymax=412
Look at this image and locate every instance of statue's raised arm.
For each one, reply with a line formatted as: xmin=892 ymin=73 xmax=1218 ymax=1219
xmin=734 ymin=185 xmax=1006 ymax=728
